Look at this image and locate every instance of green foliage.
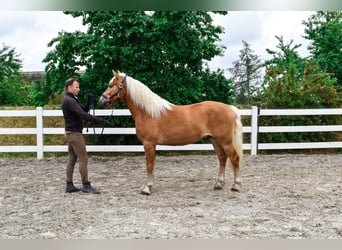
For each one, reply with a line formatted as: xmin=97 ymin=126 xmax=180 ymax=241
xmin=30 ymin=11 xmax=232 ymax=107
xmin=29 ymin=11 xmax=233 ymax=145
xmin=28 ymin=79 xmax=48 ymax=107
xmin=303 ymin=11 xmax=342 ymax=90
xmin=0 ymin=44 xmax=22 ymax=83
xmin=255 ymin=36 xmax=341 ymax=147
xmin=260 ymin=61 xmax=340 ymax=108
xmin=0 ymin=44 xmax=31 ymax=106
xmin=228 ymin=40 xmax=262 ymax=105
xmin=258 ymin=59 xmax=340 ymax=144
xmin=0 ymin=76 xmax=31 ymax=106
xmin=259 ymin=36 xmax=340 ymax=108
xmin=263 ymin=35 xmax=305 ymax=86
xmin=200 ymin=68 xmax=235 ymax=104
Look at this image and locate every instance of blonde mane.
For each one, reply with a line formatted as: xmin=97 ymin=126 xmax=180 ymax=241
xmin=125 ymin=75 xmax=174 ymax=119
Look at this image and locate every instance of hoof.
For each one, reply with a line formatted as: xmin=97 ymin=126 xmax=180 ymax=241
xmin=141 ymin=185 xmax=152 ymax=195
xmin=214 ymin=180 xmax=225 ymax=190
xmin=230 ymin=183 xmax=240 ymax=192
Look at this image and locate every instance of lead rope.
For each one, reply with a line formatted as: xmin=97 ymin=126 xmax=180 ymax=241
xmin=89 ymin=93 xmax=115 ymax=144
xmin=91 ymin=93 xmax=96 ymax=136
xmin=87 ymin=93 xmax=102 ymax=144
xmin=95 ymin=104 xmax=115 ymax=144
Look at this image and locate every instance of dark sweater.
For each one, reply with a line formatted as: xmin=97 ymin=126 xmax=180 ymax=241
xmin=62 ymin=92 xmax=102 ymax=133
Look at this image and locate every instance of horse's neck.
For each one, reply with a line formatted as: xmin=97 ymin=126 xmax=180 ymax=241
xmin=124 ymin=95 xmax=145 ymax=121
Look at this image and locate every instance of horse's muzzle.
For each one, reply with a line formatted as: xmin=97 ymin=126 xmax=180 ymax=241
xmin=98 ymin=96 xmax=109 ymax=107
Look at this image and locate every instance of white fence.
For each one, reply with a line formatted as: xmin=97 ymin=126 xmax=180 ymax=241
xmin=0 ymin=107 xmax=341 ymax=159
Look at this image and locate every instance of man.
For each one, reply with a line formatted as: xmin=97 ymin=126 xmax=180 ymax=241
xmin=62 ymin=77 xmax=110 ymax=194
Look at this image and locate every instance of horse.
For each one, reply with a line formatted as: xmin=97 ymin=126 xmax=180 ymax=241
xmin=99 ymin=71 xmax=243 ymax=195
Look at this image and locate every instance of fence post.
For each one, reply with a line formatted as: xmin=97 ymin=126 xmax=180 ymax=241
xmin=36 ymin=107 xmax=44 ymax=159
xmin=251 ymin=106 xmax=259 ymax=156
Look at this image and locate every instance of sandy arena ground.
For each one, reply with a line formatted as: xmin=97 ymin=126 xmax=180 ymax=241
xmin=0 ymin=154 xmax=341 ymax=239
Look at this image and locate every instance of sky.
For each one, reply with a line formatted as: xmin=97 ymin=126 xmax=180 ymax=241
xmin=0 ymin=11 xmax=314 ymax=77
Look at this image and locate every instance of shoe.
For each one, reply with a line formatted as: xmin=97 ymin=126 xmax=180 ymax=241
xmin=82 ymin=182 xmax=100 ymax=194
xmin=66 ymin=181 xmax=81 ymax=193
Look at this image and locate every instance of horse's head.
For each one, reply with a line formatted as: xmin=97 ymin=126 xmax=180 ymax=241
xmin=99 ymin=70 xmax=127 ymax=108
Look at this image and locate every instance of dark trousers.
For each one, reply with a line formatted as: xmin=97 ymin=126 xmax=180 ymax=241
xmin=65 ymin=132 xmax=88 ymax=183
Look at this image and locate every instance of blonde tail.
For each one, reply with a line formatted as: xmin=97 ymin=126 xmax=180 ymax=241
xmin=230 ymin=105 xmax=243 ymax=169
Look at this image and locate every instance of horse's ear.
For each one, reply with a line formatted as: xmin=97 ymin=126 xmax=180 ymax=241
xmin=118 ymin=70 xmax=121 ymax=74
xmin=112 ymin=70 xmax=116 ymax=76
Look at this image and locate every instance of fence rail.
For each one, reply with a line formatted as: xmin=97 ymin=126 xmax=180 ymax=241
xmin=0 ymin=107 xmax=341 ymax=159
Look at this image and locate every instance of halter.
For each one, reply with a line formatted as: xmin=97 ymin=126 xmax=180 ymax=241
xmin=101 ymin=75 xmax=127 ymax=103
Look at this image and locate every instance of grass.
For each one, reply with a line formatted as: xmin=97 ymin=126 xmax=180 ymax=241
xmin=0 ymin=106 xmax=66 ymax=158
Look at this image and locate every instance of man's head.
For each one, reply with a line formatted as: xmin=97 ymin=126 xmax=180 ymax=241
xmin=65 ymin=78 xmax=81 ymax=96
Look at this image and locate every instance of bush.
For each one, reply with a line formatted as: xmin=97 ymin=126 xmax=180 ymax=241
xmin=256 ymin=60 xmax=341 ymax=147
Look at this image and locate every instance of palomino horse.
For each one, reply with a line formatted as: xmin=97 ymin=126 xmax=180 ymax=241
xmin=99 ymin=71 xmax=243 ymax=195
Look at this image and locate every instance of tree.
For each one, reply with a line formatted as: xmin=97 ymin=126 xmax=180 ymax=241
xmin=31 ymin=11 xmax=233 ymax=106
xmin=256 ymin=37 xmax=340 ymax=147
xmin=303 ymin=11 xmax=342 ymax=90
xmin=261 ymin=59 xmax=340 ymax=108
xmin=228 ymin=40 xmax=262 ymax=105
xmin=259 ymin=36 xmax=340 ymax=108
xmin=200 ymin=68 xmax=235 ymax=103
xmin=0 ymin=44 xmax=29 ymax=105
xmin=31 ymin=11 xmax=233 ymax=145
xmin=0 ymin=44 xmax=22 ymax=83
xmin=264 ymin=35 xmax=305 ymax=82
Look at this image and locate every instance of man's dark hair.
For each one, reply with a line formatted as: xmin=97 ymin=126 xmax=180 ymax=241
xmin=65 ymin=78 xmax=80 ymax=91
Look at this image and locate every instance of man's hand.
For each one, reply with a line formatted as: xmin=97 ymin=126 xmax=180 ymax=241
xmin=87 ymin=92 xmax=94 ymax=103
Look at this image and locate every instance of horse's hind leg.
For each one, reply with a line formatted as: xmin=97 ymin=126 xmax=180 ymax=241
xmin=209 ymin=138 xmax=227 ymax=190
xmin=225 ymin=145 xmax=242 ymax=192
xmin=141 ymin=143 xmax=156 ymax=195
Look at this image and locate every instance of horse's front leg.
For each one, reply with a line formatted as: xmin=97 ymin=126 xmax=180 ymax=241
xmin=141 ymin=143 xmax=156 ymax=195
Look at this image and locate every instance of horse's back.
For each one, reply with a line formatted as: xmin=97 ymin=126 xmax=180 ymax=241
xmin=171 ymin=101 xmax=237 ymax=130
xmin=187 ymin=101 xmax=236 ymax=118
